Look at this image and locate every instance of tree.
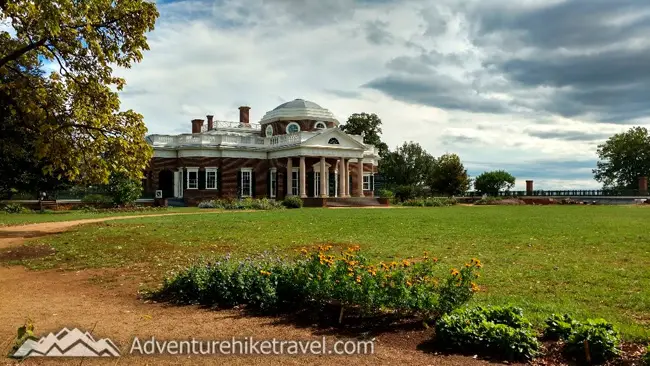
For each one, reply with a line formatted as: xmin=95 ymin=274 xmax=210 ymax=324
xmin=340 ymin=113 xmax=389 ymax=157
xmin=474 ymin=170 xmax=516 ymax=195
xmin=427 ymin=153 xmax=471 ymax=196
xmin=0 ymin=0 xmax=158 ymax=191
xmin=105 ymin=172 xmax=142 ymax=206
xmin=593 ymin=126 xmax=650 ymax=189
xmin=379 ymin=141 xmax=435 ymax=187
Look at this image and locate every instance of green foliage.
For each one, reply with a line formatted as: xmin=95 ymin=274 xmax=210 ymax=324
xmin=402 ymin=197 xmax=457 ymax=207
xmin=544 ymin=313 xmax=577 ymax=340
xmin=1 ymin=203 xmax=30 ymax=214
xmin=642 ymin=345 xmax=650 ymax=366
xmin=428 ymin=153 xmax=471 ymax=196
xmin=392 ymin=184 xmax=426 ymax=202
xmin=282 ymin=196 xmax=303 ymax=209
xmin=593 ymin=126 xmax=650 ymax=189
xmin=80 ymin=194 xmax=113 ymax=207
xmin=9 ymin=318 xmax=35 ymax=357
xmin=153 ymin=247 xmax=482 ymax=320
xmin=198 ymin=198 xmax=283 ymax=210
xmin=564 ymin=319 xmax=621 ymax=364
xmin=474 ymin=170 xmax=516 ymax=195
xmin=0 ymin=0 xmax=159 ymax=186
xmin=435 ymin=305 xmax=541 ymax=361
xmin=340 ymin=113 xmax=388 ymax=157
xmin=377 ymin=189 xmax=394 ymax=198
xmin=105 ymin=173 xmax=142 ymax=206
xmin=380 ymin=142 xmax=435 ymax=188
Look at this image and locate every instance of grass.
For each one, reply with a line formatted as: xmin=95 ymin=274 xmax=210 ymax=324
xmin=0 ymin=207 xmax=202 ymax=226
xmin=4 ymin=205 xmax=650 ymax=340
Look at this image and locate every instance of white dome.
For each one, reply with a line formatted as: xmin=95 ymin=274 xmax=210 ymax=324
xmin=260 ymin=99 xmax=339 ymax=125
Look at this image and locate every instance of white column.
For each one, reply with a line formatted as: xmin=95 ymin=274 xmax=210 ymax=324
xmin=320 ymin=157 xmax=327 ymax=198
xmin=299 ymin=156 xmax=307 ymax=198
xmin=345 ymin=160 xmax=350 ymax=197
xmin=286 ymin=158 xmax=293 ymax=196
xmin=339 ymin=158 xmax=346 ymax=198
xmin=357 ymin=158 xmax=364 ymax=197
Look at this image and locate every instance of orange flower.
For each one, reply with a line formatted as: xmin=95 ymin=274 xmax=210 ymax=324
xmin=347 ymin=245 xmax=361 ymax=252
xmin=260 ymin=270 xmax=271 ymax=276
xmin=450 ymin=268 xmax=460 ymax=277
xmin=406 ymin=281 xmax=412 ymax=287
xmin=471 ymin=282 xmax=480 ymax=292
xmin=356 ymin=276 xmax=362 ymax=283
xmin=402 ymin=260 xmax=411 ymax=267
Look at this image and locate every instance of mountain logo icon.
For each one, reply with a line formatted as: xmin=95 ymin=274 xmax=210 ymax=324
xmin=11 ymin=328 xmax=121 ymax=358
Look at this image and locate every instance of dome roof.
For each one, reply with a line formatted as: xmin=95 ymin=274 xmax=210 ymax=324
xmin=260 ymin=98 xmax=339 ymax=125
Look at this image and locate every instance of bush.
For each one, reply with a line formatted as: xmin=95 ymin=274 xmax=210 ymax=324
xmin=544 ymin=313 xmax=577 ymax=340
xmin=402 ymin=197 xmax=457 ymax=207
xmin=642 ymin=345 xmax=650 ymax=366
xmin=282 ymin=196 xmax=303 ymax=209
xmin=80 ymin=194 xmax=113 ymax=207
xmin=1 ymin=203 xmax=30 ymax=214
xmin=378 ymin=189 xmax=394 ymax=199
xmin=153 ymin=247 xmax=482 ymax=321
xmin=392 ymin=185 xmax=425 ymax=202
xmin=105 ymin=173 xmax=142 ymax=206
xmin=435 ymin=305 xmax=541 ymax=361
xmin=564 ymin=319 xmax=621 ymax=364
xmin=198 ymin=198 xmax=283 ymax=210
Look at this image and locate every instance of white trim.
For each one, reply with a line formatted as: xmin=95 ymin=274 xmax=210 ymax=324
xmin=186 ymin=167 xmax=199 ymax=190
xmin=265 ymin=125 xmax=273 ymax=137
xmin=291 ymin=167 xmax=300 ymax=196
xmin=205 ymin=167 xmax=218 ymax=190
xmin=240 ymin=168 xmax=253 ymax=197
xmin=363 ymin=173 xmax=374 ymax=191
xmin=286 ymin=122 xmax=301 ymax=134
xmin=269 ymin=167 xmax=277 ymax=198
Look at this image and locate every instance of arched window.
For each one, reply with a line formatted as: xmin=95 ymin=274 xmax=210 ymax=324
xmin=328 ymin=138 xmax=340 ymax=145
xmin=315 ymin=121 xmax=327 ymax=129
xmin=286 ymin=122 xmax=301 ymax=134
xmin=265 ymin=125 xmax=273 ymax=137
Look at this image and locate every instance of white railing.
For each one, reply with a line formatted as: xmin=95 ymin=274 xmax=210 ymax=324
xmin=267 ymin=133 xmax=301 ymax=146
xmin=149 ymin=133 xmax=297 ymax=148
xmin=201 ymin=121 xmax=261 ymax=132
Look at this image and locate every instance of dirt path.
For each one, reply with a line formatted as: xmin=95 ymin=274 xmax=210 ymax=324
xmin=0 ymin=214 xmax=496 ymax=365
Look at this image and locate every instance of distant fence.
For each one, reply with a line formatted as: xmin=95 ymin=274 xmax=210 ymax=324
xmin=462 ymin=189 xmax=645 ymax=197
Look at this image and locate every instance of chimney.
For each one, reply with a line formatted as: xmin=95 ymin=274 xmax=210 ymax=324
xmin=239 ymin=106 xmax=251 ymax=125
xmin=207 ymin=115 xmax=214 ymax=130
xmin=525 ymin=180 xmax=533 ymax=196
xmin=639 ymin=176 xmax=648 ymax=195
xmin=191 ymin=119 xmax=204 ymax=134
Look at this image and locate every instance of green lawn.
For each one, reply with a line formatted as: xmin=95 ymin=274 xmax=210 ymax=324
xmin=0 ymin=207 xmax=202 ymax=226
xmin=5 ymin=205 xmax=650 ymax=340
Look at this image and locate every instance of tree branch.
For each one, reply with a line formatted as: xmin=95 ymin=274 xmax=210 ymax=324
xmin=0 ymin=38 xmax=47 ymax=69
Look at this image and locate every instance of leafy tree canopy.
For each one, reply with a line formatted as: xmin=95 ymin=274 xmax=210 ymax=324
xmin=593 ymin=126 xmax=650 ymax=189
xmin=428 ymin=153 xmax=471 ymax=196
xmin=379 ymin=141 xmax=435 ymax=187
xmin=0 ymin=0 xmax=159 ymax=193
xmin=474 ymin=170 xmax=516 ymax=195
xmin=340 ymin=112 xmax=389 ymax=157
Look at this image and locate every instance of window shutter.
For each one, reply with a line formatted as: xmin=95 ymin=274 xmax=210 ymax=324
xmin=237 ymin=170 xmax=242 ymax=198
xmin=329 ymin=172 xmax=335 ymax=197
xmin=198 ymin=170 xmax=206 ymax=190
xmin=217 ymin=169 xmax=222 ymax=192
xmin=183 ymin=170 xmax=187 ymax=190
xmin=307 ymin=172 xmax=314 ymax=198
xmin=251 ymin=171 xmax=256 ymax=197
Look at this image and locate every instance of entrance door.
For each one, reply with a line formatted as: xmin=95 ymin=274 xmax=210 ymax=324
xmin=158 ymin=170 xmax=174 ymax=198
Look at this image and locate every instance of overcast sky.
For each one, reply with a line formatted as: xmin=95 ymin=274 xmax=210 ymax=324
xmin=62 ymin=0 xmax=650 ymax=188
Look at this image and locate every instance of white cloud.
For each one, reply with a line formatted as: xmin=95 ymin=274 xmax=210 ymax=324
xmin=114 ymin=0 xmax=644 ymax=189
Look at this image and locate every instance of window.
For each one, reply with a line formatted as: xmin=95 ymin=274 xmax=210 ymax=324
xmin=363 ymin=174 xmax=373 ymax=191
xmin=186 ymin=168 xmax=198 ymax=189
xmin=328 ymin=138 xmax=340 ymax=144
xmin=286 ymin=122 xmax=301 ymax=134
xmin=315 ymin=121 xmax=326 ymax=129
xmin=206 ymin=168 xmax=218 ymax=190
xmin=269 ymin=168 xmax=277 ymax=198
xmin=241 ymin=168 xmax=252 ymax=197
xmin=291 ymin=168 xmax=300 ymax=196
xmin=265 ymin=125 xmax=273 ymax=137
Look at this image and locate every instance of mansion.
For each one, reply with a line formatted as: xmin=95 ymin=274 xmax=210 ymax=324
xmin=144 ymin=99 xmax=380 ymax=205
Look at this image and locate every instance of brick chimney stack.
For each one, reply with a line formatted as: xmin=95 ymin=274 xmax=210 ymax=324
xmin=639 ymin=176 xmax=648 ymax=195
xmin=239 ymin=106 xmax=251 ymax=125
xmin=525 ymin=180 xmax=534 ymax=196
xmin=206 ymin=115 xmax=214 ymax=131
xmin=191 ymin=119 xmax=204 ymax=134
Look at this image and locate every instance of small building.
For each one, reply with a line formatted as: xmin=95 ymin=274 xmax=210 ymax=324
xmin=144 ymin=99 xmax=380 ymax=205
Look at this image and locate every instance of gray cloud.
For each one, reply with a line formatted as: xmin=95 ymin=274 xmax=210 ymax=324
xmin=466 ymin=159 xmax=597 ymax=181
xmin=526 ymin=130 xmax=611 ymax=142
xmin=364 ymin=20 xmax=393 ymax=45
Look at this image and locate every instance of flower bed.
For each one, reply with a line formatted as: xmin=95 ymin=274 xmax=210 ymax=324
xmin=152 ymin=246 xmax=482 ymax=322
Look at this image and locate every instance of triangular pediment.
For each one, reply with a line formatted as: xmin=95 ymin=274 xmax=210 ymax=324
xmin=300 ymin=128 xmax=368 ymax=150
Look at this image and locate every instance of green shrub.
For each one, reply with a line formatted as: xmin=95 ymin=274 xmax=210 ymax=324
xmin=544 ymin=313 xmax=577 ymax=340
xmin=198 ymin=198 xmax=283 ymax=210
xmin=435 ymin=305 xmax=541 ymax=361
xmin=402 ymin=197 xmax=457 ymax=207
xmin=378 ymin=189 xmax=394 ymax=199
xmin=282 ymin=196 xmax=303 ymax=209
xmin=1 ymin=203 xmax=30 ymax=214
xmin=153 ymin=247 xmax=482 ymax=320
xmin=81 ymin=194 xmax=113 ymax=207
xmin=642 ymin=345 xmax=650 ymax=366
xmin=105 ymin=172 xmax=142 ymax=206
xmin=392 ymin=185 xmax=424 ymax=202
xmin=564 ymin=319 xmax=621 ymax=364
